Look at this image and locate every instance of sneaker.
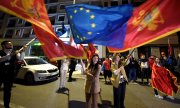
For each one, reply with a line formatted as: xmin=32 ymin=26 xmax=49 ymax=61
xmin=155 ymin=95 xmax=163 ymax=99
xmin=166 ymin=95 xmax=175 ymax=100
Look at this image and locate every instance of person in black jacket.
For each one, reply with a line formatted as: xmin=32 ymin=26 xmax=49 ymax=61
xmin=0 ymin=40 xmax=25 ymax=108
xmin=68 ymin=58 xmax=77 ymax=82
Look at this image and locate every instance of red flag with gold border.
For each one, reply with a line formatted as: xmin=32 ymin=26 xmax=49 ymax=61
xmin=108 ymin=0 xmax=180 ymax=53
xmin=151 ymin=63 xmax=179 ymax=96
xmin=0 ymin=0 xmax=87 ymax=61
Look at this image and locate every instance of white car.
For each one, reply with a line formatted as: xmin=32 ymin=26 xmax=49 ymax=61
xmin=16 ymin=56 xmax=59 ymax=84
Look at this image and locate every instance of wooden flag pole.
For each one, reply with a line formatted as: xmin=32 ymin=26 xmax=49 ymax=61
xmin=17 ymin=37 xmax=36 ymax=53
xmin=124 ymin=48 xmax=135 ymax=65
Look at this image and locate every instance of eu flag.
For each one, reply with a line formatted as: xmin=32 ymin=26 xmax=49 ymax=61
xmin=65 ymin=4 xmax=133 ymax=48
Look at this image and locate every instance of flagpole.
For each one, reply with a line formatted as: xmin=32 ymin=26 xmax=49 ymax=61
xmin=17 ymin=37 xmax=36 ymax=53
xmin=124 ymin=48 xmax=135 ymax=66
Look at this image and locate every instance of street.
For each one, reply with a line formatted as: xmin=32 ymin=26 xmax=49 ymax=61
xmin=0 ymin=73 xmax=180 ymax=108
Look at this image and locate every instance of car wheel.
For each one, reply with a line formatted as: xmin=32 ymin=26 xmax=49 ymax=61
xmin=25 ymin=73 xmax=34 ymax=85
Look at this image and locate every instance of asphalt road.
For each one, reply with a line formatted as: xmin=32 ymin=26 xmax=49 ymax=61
xmin=0 ymin=74 xmax=180 ymax=108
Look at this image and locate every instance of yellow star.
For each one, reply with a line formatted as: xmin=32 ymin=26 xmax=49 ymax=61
xmin=80 ymin=38 xmax=83 ymax=41
xmin=91 ymin=23 xmax=96 ymax=28
xmin=77 ymin=35 xmax=79 ymax=38
xmin=70 ymin=15 xmax=73 ymax=19
xmin=87 ymin=32 xmax=92 ymax=35
xmin=74 ymin=9 xmax=77 ymax=13
xmin=83 ymin=37 xmax=86 ymax=40
xmin=80 ymin=7 xmax=84 ymax=11
xmin=90 ymin=15 xmax=95 ymax=19
xmin=86 ymin=9 xmax=90 ymax=13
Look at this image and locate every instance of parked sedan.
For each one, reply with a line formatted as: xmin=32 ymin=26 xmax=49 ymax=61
xmin=16 ymin=56 xmax=59 ymax=84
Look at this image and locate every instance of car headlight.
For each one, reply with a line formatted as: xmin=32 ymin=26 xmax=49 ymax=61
xmin=36 ymin=70 xmax=47 ymax=73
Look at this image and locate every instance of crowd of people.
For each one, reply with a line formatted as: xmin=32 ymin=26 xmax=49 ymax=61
xmin=0 ymin=40 xmax=180 ymax=108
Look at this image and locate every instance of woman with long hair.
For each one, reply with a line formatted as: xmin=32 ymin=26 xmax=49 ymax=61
xmin=84 ymin=54 xmax=101 ymax=108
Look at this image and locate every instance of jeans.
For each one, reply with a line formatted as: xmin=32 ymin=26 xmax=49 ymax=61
xmin=113 ymin=82 xmax=126 ymax=108
xmin=128 ymin=68 xmax=136 ymax=81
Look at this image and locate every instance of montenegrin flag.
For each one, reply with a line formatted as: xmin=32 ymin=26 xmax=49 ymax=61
xmin=0 ymin=0 xmax=87 ymax=61
xmin=151 ymin=63 xmax=179 ymax=96
xmin=108 ymin=0 xmax=180 ymax=52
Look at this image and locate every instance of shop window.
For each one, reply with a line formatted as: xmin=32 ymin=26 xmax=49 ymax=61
xmin=48 ymin=5 xmax=57 ymax=13
xmin=4 ymin=29 xmax=14 ymax=38
xmin=7 ymin=19 xmax=17 ymax=27
xmin=22 ymin=28 xmax=31 ymax=38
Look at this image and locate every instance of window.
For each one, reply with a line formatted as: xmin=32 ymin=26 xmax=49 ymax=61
xmin=9 ymin=15 xmax=15 ymax=17
xmin=57 ymin=15 xmax=65 ymax=22
xmin=111 ymin=1 xmax=118 ymax=6
xmin=31 ymin=29 xmax=35 ymax=35
xmin=0 ymin=12 xmax=5 ymax=20
xmin=59 ymin=4 xmax=65 ymax=10
xmin=55 ymin=26 xmax=70 ymax=38
xmin=14 ymin=29 xmax=21 ymax=38
xmin=48 ymin=5 xmax=57 ymax=13
xmin=24 ymin=21 xmax=31 ymax=26
xmin=17 ymin=19 xmax=24 ymax=25
xmin=4 ymin=29 xmax=14 ymax=38
xmin=49 ymin=0 xmax=58 ymax=3
xmin=0 ymin=22 xmax=2 ymax=30
xmin=22 ymin=28 xmax=31 ymax=38
xmin=7 ymin=19 xmax=17 ymax=27
xmin=44 ymin=0 xmax=48 ymax=4
xmin=49 ymin=16 xmax=56 ymax=25
xmin=30 ymin=46 xmax=45 ymax=56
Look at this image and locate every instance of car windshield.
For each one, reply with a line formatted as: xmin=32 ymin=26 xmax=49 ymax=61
xmin=25 ymin=58 xmax=48 ymax=65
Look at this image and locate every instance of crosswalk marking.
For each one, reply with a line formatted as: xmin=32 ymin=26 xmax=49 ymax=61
xmin=0 ymin=100 xmax=25 ymax=108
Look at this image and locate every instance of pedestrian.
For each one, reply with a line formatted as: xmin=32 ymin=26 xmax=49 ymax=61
xmin=0 ymin=40 xmax=25 ymax=108
xmin=111 ymin=53 xmax=128 ymax=108
xmin=59 ymin=58 xmax=69 ymax=90
xmin=57 ymin=60 xmax=61 ymax=77
xmin=139 ymin=54 xmax=149 ymax=85
xmin=103 ymin=57 xmax=112 ymax=84
xmin=84 ymin=54 xmax=101 ymax=108
xmin=68 ymin=58 xmax=77 ymax=82
xmin=151 ymin=57 xmax=179 ymax=100
xmin=127 ymin=56 xmax=137 ymax=83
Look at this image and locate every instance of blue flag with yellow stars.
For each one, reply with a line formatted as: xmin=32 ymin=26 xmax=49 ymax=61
xmin=65 ymin=4 xmax=133 ymax=48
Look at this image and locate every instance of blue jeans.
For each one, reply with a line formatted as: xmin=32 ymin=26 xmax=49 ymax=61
xmin=128 ymin=68 xmax=136 ymax=81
